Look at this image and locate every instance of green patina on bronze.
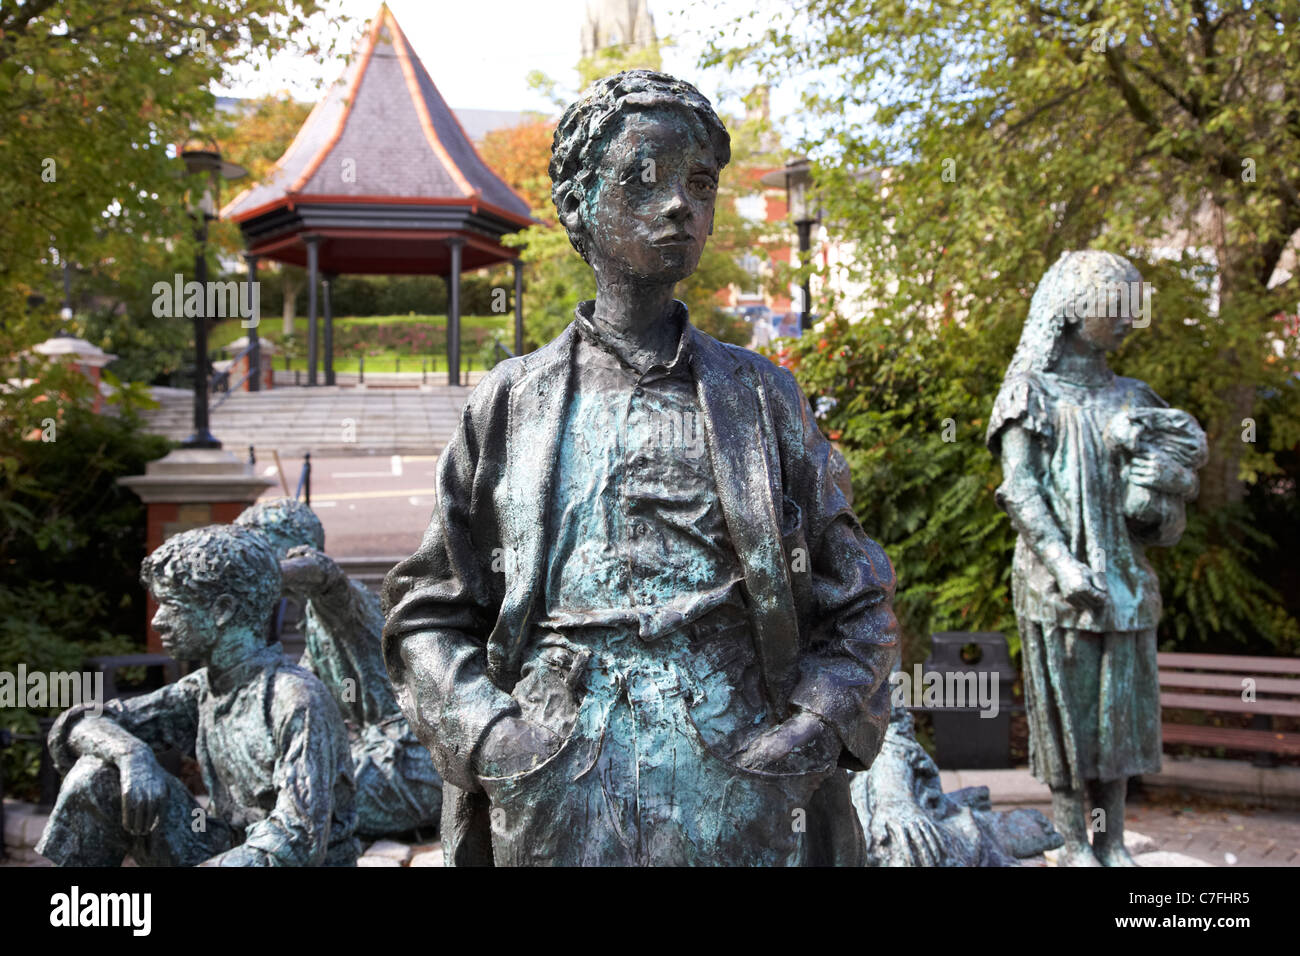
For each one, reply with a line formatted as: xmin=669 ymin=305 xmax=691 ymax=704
xmin=851 ymin=695 xmax=1062 ymax=866
xmin=236 ymin=497 xmax=443 ymax=837
xmin=37 ymin=524 xmax=358 ymax=866
xmin=382 ymin=71 xmax=900 ymax=866
xmin=988 ymin=250 xmax=1207 ymax=866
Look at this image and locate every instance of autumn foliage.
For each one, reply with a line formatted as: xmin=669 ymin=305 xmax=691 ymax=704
xmin=478 ymin=118 xmax=557 ymax=218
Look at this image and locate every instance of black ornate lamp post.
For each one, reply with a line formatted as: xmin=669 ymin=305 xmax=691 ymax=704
xmin=179 ymin=145 xmax=247 ymax=449
xmin=761 ymin=156 xmax=821 ymax=334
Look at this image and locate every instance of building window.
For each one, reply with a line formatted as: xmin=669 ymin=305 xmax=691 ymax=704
xmin=735 ymin=194 xmax=766 ymax=223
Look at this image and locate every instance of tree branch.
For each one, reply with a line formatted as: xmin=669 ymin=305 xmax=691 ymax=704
xmin=1102 ymin=45 xmax=1162 ymax=135
xmin=995 ymin=83 xmax=1090 ymax=141
xmin=1127 ymin=58 xmax=1202 ymax=120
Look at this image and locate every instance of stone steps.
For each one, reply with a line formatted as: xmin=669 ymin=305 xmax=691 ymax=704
xmin=140 ymin=386 xmax=470 ymax=457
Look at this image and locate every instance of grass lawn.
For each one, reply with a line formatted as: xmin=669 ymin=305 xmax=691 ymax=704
xmin=267 ymin=353 xmax=502 ymax=374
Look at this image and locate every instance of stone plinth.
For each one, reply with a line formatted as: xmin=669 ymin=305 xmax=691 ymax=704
xmin=119 ymin=447 xmax=275 ymax=651
xmin=31 ymin=334 xmax=117 ymax=414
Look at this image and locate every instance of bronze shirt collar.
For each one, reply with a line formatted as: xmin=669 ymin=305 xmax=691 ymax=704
xmin=573 ymin=299 xmax=694 ymax=377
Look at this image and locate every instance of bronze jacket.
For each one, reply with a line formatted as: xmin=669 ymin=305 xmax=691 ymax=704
xmin=381 ymin=315 xmax=899 ymax=794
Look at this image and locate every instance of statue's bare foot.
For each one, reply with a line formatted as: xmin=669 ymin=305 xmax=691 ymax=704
xmin=1094 ymin=842 xmax=1138 ymax=867
xmin=1056 ymin=841 xmax=1102 ymax=867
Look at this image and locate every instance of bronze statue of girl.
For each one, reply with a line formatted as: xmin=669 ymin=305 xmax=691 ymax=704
xmin=987 ymin=250 xmax=1206 ymax=866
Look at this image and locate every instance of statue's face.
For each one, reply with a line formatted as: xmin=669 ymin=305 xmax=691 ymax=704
xmin=1063 ymin=274 xmax=1146 ymax=353
xmin=580 ymin=109 xmax=718 ymax=284
xmin=1073 ymin=305 xmax=1131 ymax=352
xmin=150 ymin=583 xmax=220 ymax=661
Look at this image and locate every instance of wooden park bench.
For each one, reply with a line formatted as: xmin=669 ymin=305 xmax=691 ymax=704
xmin=1159 ymin=652 xmax=1300 ymax=761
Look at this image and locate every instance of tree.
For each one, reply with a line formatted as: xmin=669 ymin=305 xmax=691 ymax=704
xmin=214 ymin=92 xmax=313 ymax=184
xmin=479 ymin=116 xmax=557 ymax=215
xmin=0 ymin=361 xmax=171 ymax=796
xmin=706 ymin=1 xmax=1300 ymax=654
xmin=0 ymin=0 xmax=336 ymax=356
xmin=709 ymin=0 xmax=1299 ymax=509
xmin=212 ymin=92 xmax=313 ymax=335
xmin=0 ymin=2 xmax=347 ymax=793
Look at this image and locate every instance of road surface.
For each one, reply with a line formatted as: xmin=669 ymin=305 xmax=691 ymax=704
xmin=257 ymin=452 xmax=438 ymax=558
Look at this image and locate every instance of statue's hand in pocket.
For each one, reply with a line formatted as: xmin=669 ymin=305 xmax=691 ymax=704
xmin=474 ymin=716 xmax=564 ymax=780
xmin=734 ymin=711 xmax=839 ymax=775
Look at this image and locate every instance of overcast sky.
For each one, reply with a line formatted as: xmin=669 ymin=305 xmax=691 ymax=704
xmin=218 ymin=0 xmax=802 ymax=127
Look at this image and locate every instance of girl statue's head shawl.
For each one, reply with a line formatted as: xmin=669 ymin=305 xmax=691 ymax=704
xmin=1005 ymin=249 xmax=1143 ymax=377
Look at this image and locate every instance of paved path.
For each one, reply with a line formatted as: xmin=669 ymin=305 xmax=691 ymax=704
xmin=143 ymin=383 xmax=474 ymax=558
xmin=1120 ymin=795 xmax=1300 ymax=866
xmin=9 ymin=785 xmax=1300 ymax=867
xmin=1000 ymin=799 xmax=1300 ymax=867
xmin=943 ymin=766 xmax=1300 ymax=866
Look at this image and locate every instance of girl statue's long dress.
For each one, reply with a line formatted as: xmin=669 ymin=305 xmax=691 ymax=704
xmin=991 ymin=371 xmax=1167 ymax=779
xmin=987 ymin=250 xmax=1205 ymax=866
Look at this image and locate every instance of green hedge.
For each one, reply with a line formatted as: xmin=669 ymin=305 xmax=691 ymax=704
xmin=256 ymin=272 xmax=516 ymax=319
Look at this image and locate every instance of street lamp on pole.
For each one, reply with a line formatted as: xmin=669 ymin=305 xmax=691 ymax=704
xmin=760 ymin=156 xmax=821 ymax=334
xmin=179 ymin=144 xmax=247 ymax=449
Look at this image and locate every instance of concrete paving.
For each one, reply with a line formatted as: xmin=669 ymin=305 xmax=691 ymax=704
xmin=948 ymin=764 xmax=1300 ymax=866
xmin=940 ymin=767 xmax=1054 ymax=804
xmin=9 ymin=768 xmax=1300 ymax=867
xmin=1123 ymin=796 xmax=1300 ymax=866
xmin=1142 ymin=755 xmax=1300 ymax=811
xmin=1007 ymin=797 xmax=1300 ymax=867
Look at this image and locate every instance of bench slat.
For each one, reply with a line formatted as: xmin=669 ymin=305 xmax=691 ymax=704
xmin=1162 ymin=723 xmax=1300 ymax=756
xmin=1157 ymin=652 xmax=1300 ymax=675
xmin=1161 ymin=692 xmax=1300 ymax=717
xmin=1158 ymin=672 xmax=1300 ymax=695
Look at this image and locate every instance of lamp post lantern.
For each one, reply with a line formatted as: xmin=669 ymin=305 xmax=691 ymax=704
xmin=179 ymin=145 xmax=247 ymax=449
xmin=760 ymin=156 xmax=821 ymax=334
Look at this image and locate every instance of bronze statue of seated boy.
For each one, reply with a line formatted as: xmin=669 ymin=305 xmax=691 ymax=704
xmin=36 ymin=524 xmax=358 ymax=866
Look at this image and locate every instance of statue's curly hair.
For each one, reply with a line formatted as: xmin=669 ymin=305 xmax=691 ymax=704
xmin=140 ymin=524 xmax=281 ymax=631
xmin=549 ymin=69 xmax=731 ymax=263
xmin=235 ymin=496 xmax=325 ymax=554
xmin=1006 ymin=249 xmax=1144 ymax=376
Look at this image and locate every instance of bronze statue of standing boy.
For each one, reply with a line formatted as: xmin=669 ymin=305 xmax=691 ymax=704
xmin=383 ymin=70 xmax=899 ymax=866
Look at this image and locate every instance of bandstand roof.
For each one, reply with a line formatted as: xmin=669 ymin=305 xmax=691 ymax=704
xmin=222 ymin=4 xmax=535 ymax=276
